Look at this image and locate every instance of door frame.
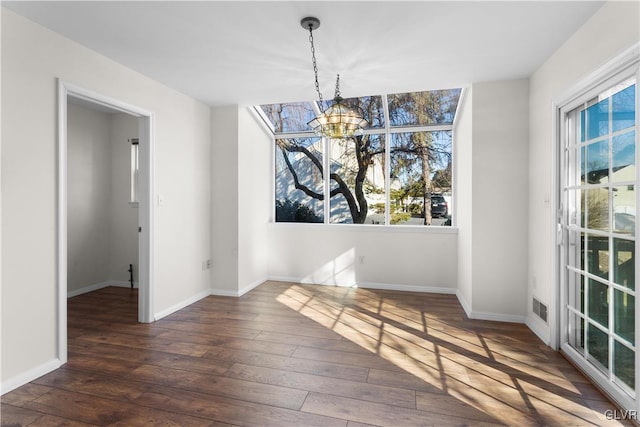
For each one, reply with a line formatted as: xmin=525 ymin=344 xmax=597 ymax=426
xmin=57 ymin=80 xmax=155 ymax=364
xmin=552 ymin=43 xmax=639 ymax=410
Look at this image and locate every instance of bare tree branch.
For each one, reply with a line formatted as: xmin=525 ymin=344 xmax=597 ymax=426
xmin=280 ymin=143 xmax=324 ymax=177
xmin=353 ymin=137 xmax=369 ymax=223
xmin=280 ymin=147 xmax=324 ymax=200
xmin=330 ymin=172 xmax=361 ymax=221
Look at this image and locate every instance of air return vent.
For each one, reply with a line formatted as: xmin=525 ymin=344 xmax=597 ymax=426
xmin=532 ymin=297 xmax=548 ymax=323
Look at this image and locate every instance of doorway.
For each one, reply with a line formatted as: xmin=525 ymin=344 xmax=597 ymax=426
xmin=557 ymin=61 xmax=638 ymax=410
xmin=57 ymin=80 xmax=155 ymax=364
xmin=66 ymin=99 xmax=139 ymax=300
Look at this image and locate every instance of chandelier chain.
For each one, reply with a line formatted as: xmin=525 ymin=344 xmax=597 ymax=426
xmin=307 ymin=25 xmax=324 ymax=112
xmin=301 ymin=16 xmax=367 ymax=139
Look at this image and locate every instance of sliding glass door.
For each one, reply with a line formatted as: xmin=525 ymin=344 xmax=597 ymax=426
xmin=560 ymin=71 xmax=638 ymax=408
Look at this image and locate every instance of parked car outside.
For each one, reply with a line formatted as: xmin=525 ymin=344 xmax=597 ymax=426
xmin=431 ymin=194 xmax=448 ymax=218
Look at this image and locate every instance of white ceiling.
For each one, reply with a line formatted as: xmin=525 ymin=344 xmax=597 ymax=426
xmin=4 ymin=1 xmax=604 ymax=107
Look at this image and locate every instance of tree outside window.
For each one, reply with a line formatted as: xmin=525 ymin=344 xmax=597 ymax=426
xmin=261 ymin=88 xmax=461 ymax=226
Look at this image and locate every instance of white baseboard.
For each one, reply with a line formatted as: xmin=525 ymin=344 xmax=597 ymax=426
xmin=68 ymin=281 xmax=111 ymax=298
xmin=268 ymin=275 xmax=306 ymax=284
xmin=358 ymin=281 xmax=456 ymax=294
xmin=67 ymin=280 xmax=138 ymax=298
xmin=456 ymin=289 xmax=526 ymax=324
xmin=267 ymin=275 xmax=354 ymax=287
xmin=216 ymin=277 xmax=526 ymax=324
xmin=456 ymin=289 xmax=472 ymax=318
xmin=109 ymin=280 xmax=139 ymax=289
xmin=466 ymin=311 xmax=526 ymax=324
xmin=209 ymin=288 xmax=242 ymax=297
xmin=526 ymin=316 xmax=551 ymax=345
xmin=154 ymin=289 xmax=211 ymax=321
xmin=238 ymin=277 xmax=268 ymax=296
xmin=269 ymin=276 xmax=456 ymax=294
xmin=1 ymin=358 xmax=62 ymax=395
xmin=210 ymin=277 xmax=268 ymax=297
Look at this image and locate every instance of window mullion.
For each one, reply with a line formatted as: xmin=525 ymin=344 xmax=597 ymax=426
xmin=388 ymin=124 xmax=453 ymax=134
xmin=382 ymin=94 xmax=391 ymax=226
xmin=323 ymin=136 xmax=330 ymax=224
xmin=608 ymin=95 xmax=615 ymax=386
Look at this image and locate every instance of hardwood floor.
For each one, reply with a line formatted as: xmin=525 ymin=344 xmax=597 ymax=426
xmin=1 ymin=281 xmax=630 ymax=426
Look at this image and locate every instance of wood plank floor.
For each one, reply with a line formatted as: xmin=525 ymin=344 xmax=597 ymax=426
xmin=1 ymin=281 xmax=631 ymax=426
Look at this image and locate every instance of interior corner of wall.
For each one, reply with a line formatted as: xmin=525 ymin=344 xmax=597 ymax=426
xmin=526 ymin=315 xmax=551 ymax=347
xmin=455 ymin=289 xmax=472 ymax=319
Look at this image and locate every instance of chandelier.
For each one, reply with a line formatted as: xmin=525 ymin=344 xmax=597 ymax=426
xmin=301 ymin=17 xmax=368 ymax=139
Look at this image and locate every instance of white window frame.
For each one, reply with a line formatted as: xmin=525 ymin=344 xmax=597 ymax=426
xmin=553 ymin=42 xmax=640 ymax=412
xmin=130 ymin=138 xmax=140 ymax=207
xmin=259 ymin=91 xmax=461 ymax=228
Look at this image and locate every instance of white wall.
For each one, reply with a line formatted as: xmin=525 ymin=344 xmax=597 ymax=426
xmin=455 ymin=79 xmax=529 ymax=322
xmin=237 ymin=107 xmax=271 ymax=292
xmin=211 ymin=106 xmax=271 ymax=296
xmin=1 ymin=9 xmax=211 ymax=391
xmin=528 ymin=1 xmax=640 ymax=344
xmin=67 ymin=104 xmax=113 ymax=292
xmin=215 ymin=105 xmax=450 ymax=296
xmin=268 ymin=225 xmax=458 ymax=292
xmin=109 ymin=113 xmax=139 ymax=285
xmin=211 ymin=106 xmax=240 ymax=294
xmin=454 ymin=88 xmax=473 ymax=310
xmin=472 ymin=79 xmax=529 ymax=319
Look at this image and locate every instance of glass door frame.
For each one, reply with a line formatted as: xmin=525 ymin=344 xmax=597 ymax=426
xmin=555 ymin=47 xmax=639 ymax=412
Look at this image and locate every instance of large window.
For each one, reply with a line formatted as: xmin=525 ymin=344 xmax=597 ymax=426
xmin=260 ymin=88 xmax=461 ymax=226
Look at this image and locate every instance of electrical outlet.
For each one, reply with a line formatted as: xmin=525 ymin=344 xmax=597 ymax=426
xmin=359 ymin=256 xmax=365 ymax=265
xmin=206 ymin=259 xmax=211 ymax=269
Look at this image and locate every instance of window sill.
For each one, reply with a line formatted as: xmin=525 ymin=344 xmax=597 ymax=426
xmin=268 ymin=221 xmax=458 ymax=234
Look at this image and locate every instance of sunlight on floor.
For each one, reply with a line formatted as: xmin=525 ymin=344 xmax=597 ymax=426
xmin=276 ymin=284 xmax=614 ymax=426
